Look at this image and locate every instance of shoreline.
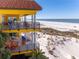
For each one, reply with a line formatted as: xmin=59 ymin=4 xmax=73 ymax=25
xmin=39 ymin=20 xmax=79 ymax=31
xmin=38 ymin=19 xmax=79 ymax=24
xmin=39 ymin=20 xmax=79 ymax=24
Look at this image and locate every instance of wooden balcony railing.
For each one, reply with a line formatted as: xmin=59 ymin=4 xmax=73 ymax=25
xmin=5 ymin=39 xmax=39 ymax=53
xmin=0 ymin=21 xmax=40 ymax=30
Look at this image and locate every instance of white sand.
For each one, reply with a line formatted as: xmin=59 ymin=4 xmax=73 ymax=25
xmin=36 ymin=21 xmax=79 ymax=59
xmin=39 ymin=21 xmax=79 ymax=32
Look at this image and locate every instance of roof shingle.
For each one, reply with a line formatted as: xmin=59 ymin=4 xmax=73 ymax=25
xmin=0 ymin=0 xmax=42 ymax=10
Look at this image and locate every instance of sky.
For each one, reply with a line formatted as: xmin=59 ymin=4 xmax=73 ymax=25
xmin=36 ymin=0 xmax=79 ymax=19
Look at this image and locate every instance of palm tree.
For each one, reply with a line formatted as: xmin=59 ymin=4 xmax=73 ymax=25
xmin=29 ymin=50 xmax=48 ymax=59
xmin=0 ymin=31 xmax=11 ymax=59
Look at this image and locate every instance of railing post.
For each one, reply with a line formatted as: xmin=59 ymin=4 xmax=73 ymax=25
xmin=24 ymin=16 xmax=26 ymax=29
xmin=1 ymin=15 xmax=4 ymax=30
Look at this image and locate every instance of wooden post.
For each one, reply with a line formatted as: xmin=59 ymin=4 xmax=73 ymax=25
xmin=4 ymin=15 xmax=8 ymax=23
xmin=0 ymin=15 xmax=3 ymax=23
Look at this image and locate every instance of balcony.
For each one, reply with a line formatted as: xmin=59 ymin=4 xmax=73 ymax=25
xmin=0 ymin=21 xmax=40 ymax=30
xmin=5 ymin=37 xmax=39 ymax=55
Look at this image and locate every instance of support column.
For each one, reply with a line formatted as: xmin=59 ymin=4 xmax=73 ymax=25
xmin=24 ymin=16 xmax=26 ymax=22
xmin=31 ymin=14 xmax=36 ymax=49
xmin=33 ymin=14 xmax=36 ymax=47
xmin=16 ymin=15 xmax=19 ymax=21
xmin=24 ymin=15 xmax=27 ymax=29
xmin=4 ymin=15 xmax=8 ymax=23
xmin=0 ymin=15 xmax=3 ymax=30
xmin=33 ymin=14 xmax=38 ymax=59
xmin=31 ymin=15 xmax=33 ymax=29
xmin=0 ymin=15 xmax=3 ymax=23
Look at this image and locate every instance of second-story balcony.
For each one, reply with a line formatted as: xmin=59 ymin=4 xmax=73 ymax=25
xmin=1 ymin=21 xmax=40 ymax=30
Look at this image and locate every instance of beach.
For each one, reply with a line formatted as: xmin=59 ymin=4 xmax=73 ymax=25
xmin=36 ymin=21 xmax=79 ymax=59
xmin=39 ymin=21 xmax=79 ymax=31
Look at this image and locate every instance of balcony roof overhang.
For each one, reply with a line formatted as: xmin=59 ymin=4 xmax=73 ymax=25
xmin=0 ymin=9 xmax=38 ymax=15
xmin=0 ymin=0 xmax=42 ymax=15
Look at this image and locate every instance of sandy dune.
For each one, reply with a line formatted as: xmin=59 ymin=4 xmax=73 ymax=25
xmin=36 ymin=21 xmax=79 ymax=59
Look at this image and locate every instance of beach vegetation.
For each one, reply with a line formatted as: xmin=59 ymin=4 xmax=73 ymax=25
xmin=0 ymin=32 xmax=11 ymax=59
xmin=29 ymin=50 xmax=48 ymax=59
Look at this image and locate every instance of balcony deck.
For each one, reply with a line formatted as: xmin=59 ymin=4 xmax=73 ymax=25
xmin=2 ymin=29 xmax=40 ymax=33
xmin=11 ymin=50 xmax=33 ymax=56
xmin=11 ymin=43 xmax=39 ymax=56
xmin=0 ymin=21 xmax=40 ymax=33
xmin=6 ymin=39 xmax=39 ymax=56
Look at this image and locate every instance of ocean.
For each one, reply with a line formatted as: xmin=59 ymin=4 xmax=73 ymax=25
xmin=38 ymin=19 xmax=79 ymax=23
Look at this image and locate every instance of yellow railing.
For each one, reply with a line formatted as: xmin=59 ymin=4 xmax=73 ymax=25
xmin=11 ymin=50 xmax=33 ymax=56
xmin=2 ymin=29 xmax=40 ymax=33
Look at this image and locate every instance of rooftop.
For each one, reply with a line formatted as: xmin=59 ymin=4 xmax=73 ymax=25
xmin=0 ymin=0 xmax=42 ymax=10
